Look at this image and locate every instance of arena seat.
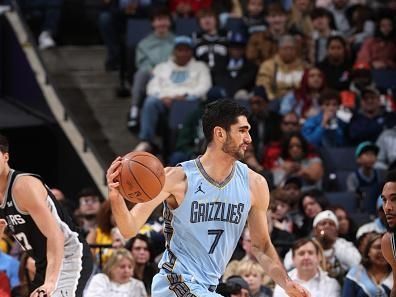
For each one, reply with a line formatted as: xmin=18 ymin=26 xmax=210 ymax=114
xmin=174 ymin=17 xmax=199 ymax=36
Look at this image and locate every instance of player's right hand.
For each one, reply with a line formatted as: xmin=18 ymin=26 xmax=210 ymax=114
xmin=284 ymin=281 xmax=311 ymax=297
xmin=106 ymin=157 xmax=122 ymax=197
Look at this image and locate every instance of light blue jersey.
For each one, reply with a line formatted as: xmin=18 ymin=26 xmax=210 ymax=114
xmin=157 ymin=158 xmax=251 ymax=289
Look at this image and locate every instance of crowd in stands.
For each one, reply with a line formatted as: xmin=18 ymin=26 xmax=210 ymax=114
xmin=1 ymin=0 xmax=396 ymax=296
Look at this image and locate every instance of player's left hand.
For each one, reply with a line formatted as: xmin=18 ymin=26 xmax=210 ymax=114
xmin=284 ymin=281 xmax=311 ymax=297
xmin=30 ymin=283 xmax=55 ymax=297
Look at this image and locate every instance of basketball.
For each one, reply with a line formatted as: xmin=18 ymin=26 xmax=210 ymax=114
xmin=118 ymin=151 xmax=165 ymax=203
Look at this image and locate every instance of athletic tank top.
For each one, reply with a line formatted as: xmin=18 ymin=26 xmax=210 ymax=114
xmin=158 ymin=158 xmax=251 ymax=286
xmin=0 ymin=170 xmax=85 ymax=279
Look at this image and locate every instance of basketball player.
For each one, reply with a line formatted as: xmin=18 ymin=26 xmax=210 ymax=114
xmin=107 ymin=99 xmax=310 ymax=297
xmin=381 ymin=170 xmax=396 ymax=297
xmin=0 ymin=134 xmax=93 ymax=297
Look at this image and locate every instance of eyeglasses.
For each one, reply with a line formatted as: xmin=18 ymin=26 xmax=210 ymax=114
xmin=282 ymin=121 xmax=298 ymax=126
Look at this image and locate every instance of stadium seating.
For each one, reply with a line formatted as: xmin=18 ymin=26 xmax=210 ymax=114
xmin=126 ymin=19 xmax=152 ymax=48
xmin=174 ymin=17 xmax=199 ymax=36
xmin=325 ymin=191 xmax=358 ymax=213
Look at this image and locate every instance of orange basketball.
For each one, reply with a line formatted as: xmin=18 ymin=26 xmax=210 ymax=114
xmin=118 ymin=152 xmax=165 ymax=203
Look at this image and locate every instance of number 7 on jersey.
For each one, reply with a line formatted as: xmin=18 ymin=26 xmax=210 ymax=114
xmin=208 ymin=229 xmax=224 ymax=254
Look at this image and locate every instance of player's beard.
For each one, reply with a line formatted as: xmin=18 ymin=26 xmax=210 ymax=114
xmin=222 ymin=134 xmax=244 ymax=160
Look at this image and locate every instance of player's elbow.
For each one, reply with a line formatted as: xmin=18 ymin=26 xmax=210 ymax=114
xmin=119 ymin=227 xmax=138 ymax=240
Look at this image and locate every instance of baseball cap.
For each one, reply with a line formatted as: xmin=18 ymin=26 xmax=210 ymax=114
xmin=361 ymin=86 xmax=380 ymax=97
xmin=174 ymin=35 xmax=193 ymax=48
xmin=227 ymin=31 xmax=247 ymax=46
xmin=284 ymin=176 xmax=303 ymax=189
xmin=313 ymin=210 xmax=339 ymax=229
xmin=355 ymin=141 xmax=379 ymax=158
xmin=226 ymin=276 xmax=251 ymax=295
xmin=251 ymin=86 xmax=268 ymax=101
xmin=353 ymin=62 xmax=370 ymax=71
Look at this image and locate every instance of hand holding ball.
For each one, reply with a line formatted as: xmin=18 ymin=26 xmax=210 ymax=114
xmin=118 ymin=152 xmax=165 ymax=203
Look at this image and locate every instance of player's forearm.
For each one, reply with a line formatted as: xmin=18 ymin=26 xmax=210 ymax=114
xmin=109 ymin=194 xmax=137 ymax=238
xmin=252 ymin=243 xmax=292 ymax=289
xmin=45 ymin=233 xmax=64 ymax=286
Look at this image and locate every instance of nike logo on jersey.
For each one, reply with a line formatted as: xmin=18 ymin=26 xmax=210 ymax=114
xmin=7 ymin=201 xmax=13 ymax=207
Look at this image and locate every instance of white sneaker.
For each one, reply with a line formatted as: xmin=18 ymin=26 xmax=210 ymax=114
xmin=38 ymin=31 xmax=55 ymax=50
xmin=134 ymin=141 xmax=152 ymax=152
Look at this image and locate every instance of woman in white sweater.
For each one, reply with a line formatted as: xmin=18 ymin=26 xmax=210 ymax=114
xmin=85 ymin=248 xmax=147 ymax=297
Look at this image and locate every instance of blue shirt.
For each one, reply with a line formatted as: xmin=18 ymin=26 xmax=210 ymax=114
xmin=0 ymin=251 xmax=20 ymax=288
xmin=158 ymin=158 xmax=251 ymax=286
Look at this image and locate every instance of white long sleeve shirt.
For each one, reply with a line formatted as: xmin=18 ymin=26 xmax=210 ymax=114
xmin=284 ymin=237 xmax=361 ymax=271
xmin=146 ymin=57 xmax=212 ymax=99
xmin=273 ymin=268 xmax=341 ymax=297
xmin=84 ymin=273 xmax=147 ymax=297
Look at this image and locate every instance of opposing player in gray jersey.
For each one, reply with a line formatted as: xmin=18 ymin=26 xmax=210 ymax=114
xmin=0 ymin=134 xmax=93 ymax=297
xmin=107 ymin=99 xmax=310 ymax=297
xmin=381 ymin=170 xmax=396 ymax=297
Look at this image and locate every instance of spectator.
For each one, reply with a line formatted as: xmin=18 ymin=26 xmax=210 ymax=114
xmin=347 ymin=141 xmax=383 ymax=212
xmin=192 ymin=8 xmax=228 ymax=71
xmin=344 ymin=4 xmax=374 ymax=53
xmin=242 ymin=0 xmax=266 ymax=35
xmin=168 ymin=87 xmax=226 ymax=166
xmin=342 ymin=233 xmax=392 ymax=297
xmin=282 ymin=175 xmax=304 ymax=209
xmin=328 ymin=0 xmax=352 ymax=36
xmin=134 ymin=35 xmax=211 ymax=152
xmin=85 ymin=248 xmax=147 ymax=297
xmin=287 ymin=0 xmax=314 ymax=38
xmin=212 ymin=31 xmax=258 ymax=99
xmin=16 ymin=0 xmax=63 ymax=49
xmin=242 ymin=86 xmax=281 ymax=178
xmin=125 ymin=234 xmax=158 ymax=294
xmin=246 ymin=2 xmax=289 ymax=66
xmin=272 ymin=132 xmax=324 ymax=188
xmin=99 ymin=1 xmax=169 ymax=71
xmin=348 ymin=86 xmax=396 ymax=145
xmin=86 ymin=200 xmax=115 ymax=268
xmin=339 ymin=62 xmax=373 ymax=111
xmin=302 ymin=89 xmax=348 ymax=148
xmin=256 ymin=35 xmax=305 ymax=101
xmin=75 ymin=187 xmax=103 ymax=237
xmin=317 ymin=36 xmax=351 ymax=91
xmin=285 ymin=210 xmax=362 ymax=282
xmin=267 ymin=209 xmax=296 ymax=259
xmin=375 ymin=126 xmax=396 ymax=170
xmin=111 ymin=227 xmax=126 ymax=249
xmin=261 ymin=112 xmax=301 ymax=171
xmin=280 ymin=67 xmax=326 ymax=119
xmin=357 ymin=13 xmax=396 ymax=69
xmin=237 ymin=259 xmax=273 ymax=297
xmin=169 ymin=0 xmax=212 ymax=17
xmin=128 ymin=7 xmax=174 ymax=130
xmin=0 ymin=250 xmax=19 ymax=291
xmin=296 ymin=189 xmax=329 ymax=237
xmin=11 ymin=253 xmax=35 ymax=297
xmin=218 ymin=275 xmax=251 ymax=297
xmin=328 ymin=205 xmax=356 ymax=242
xmin=270 ymin=188 xmax=295 ymax=234
xmin=310 ymin=8 xmax=339 ymax=64
xmin=274 ymin=238 xmax=340 ymax=297
xmin=355 ymin=197 xmax=387 ymax=247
